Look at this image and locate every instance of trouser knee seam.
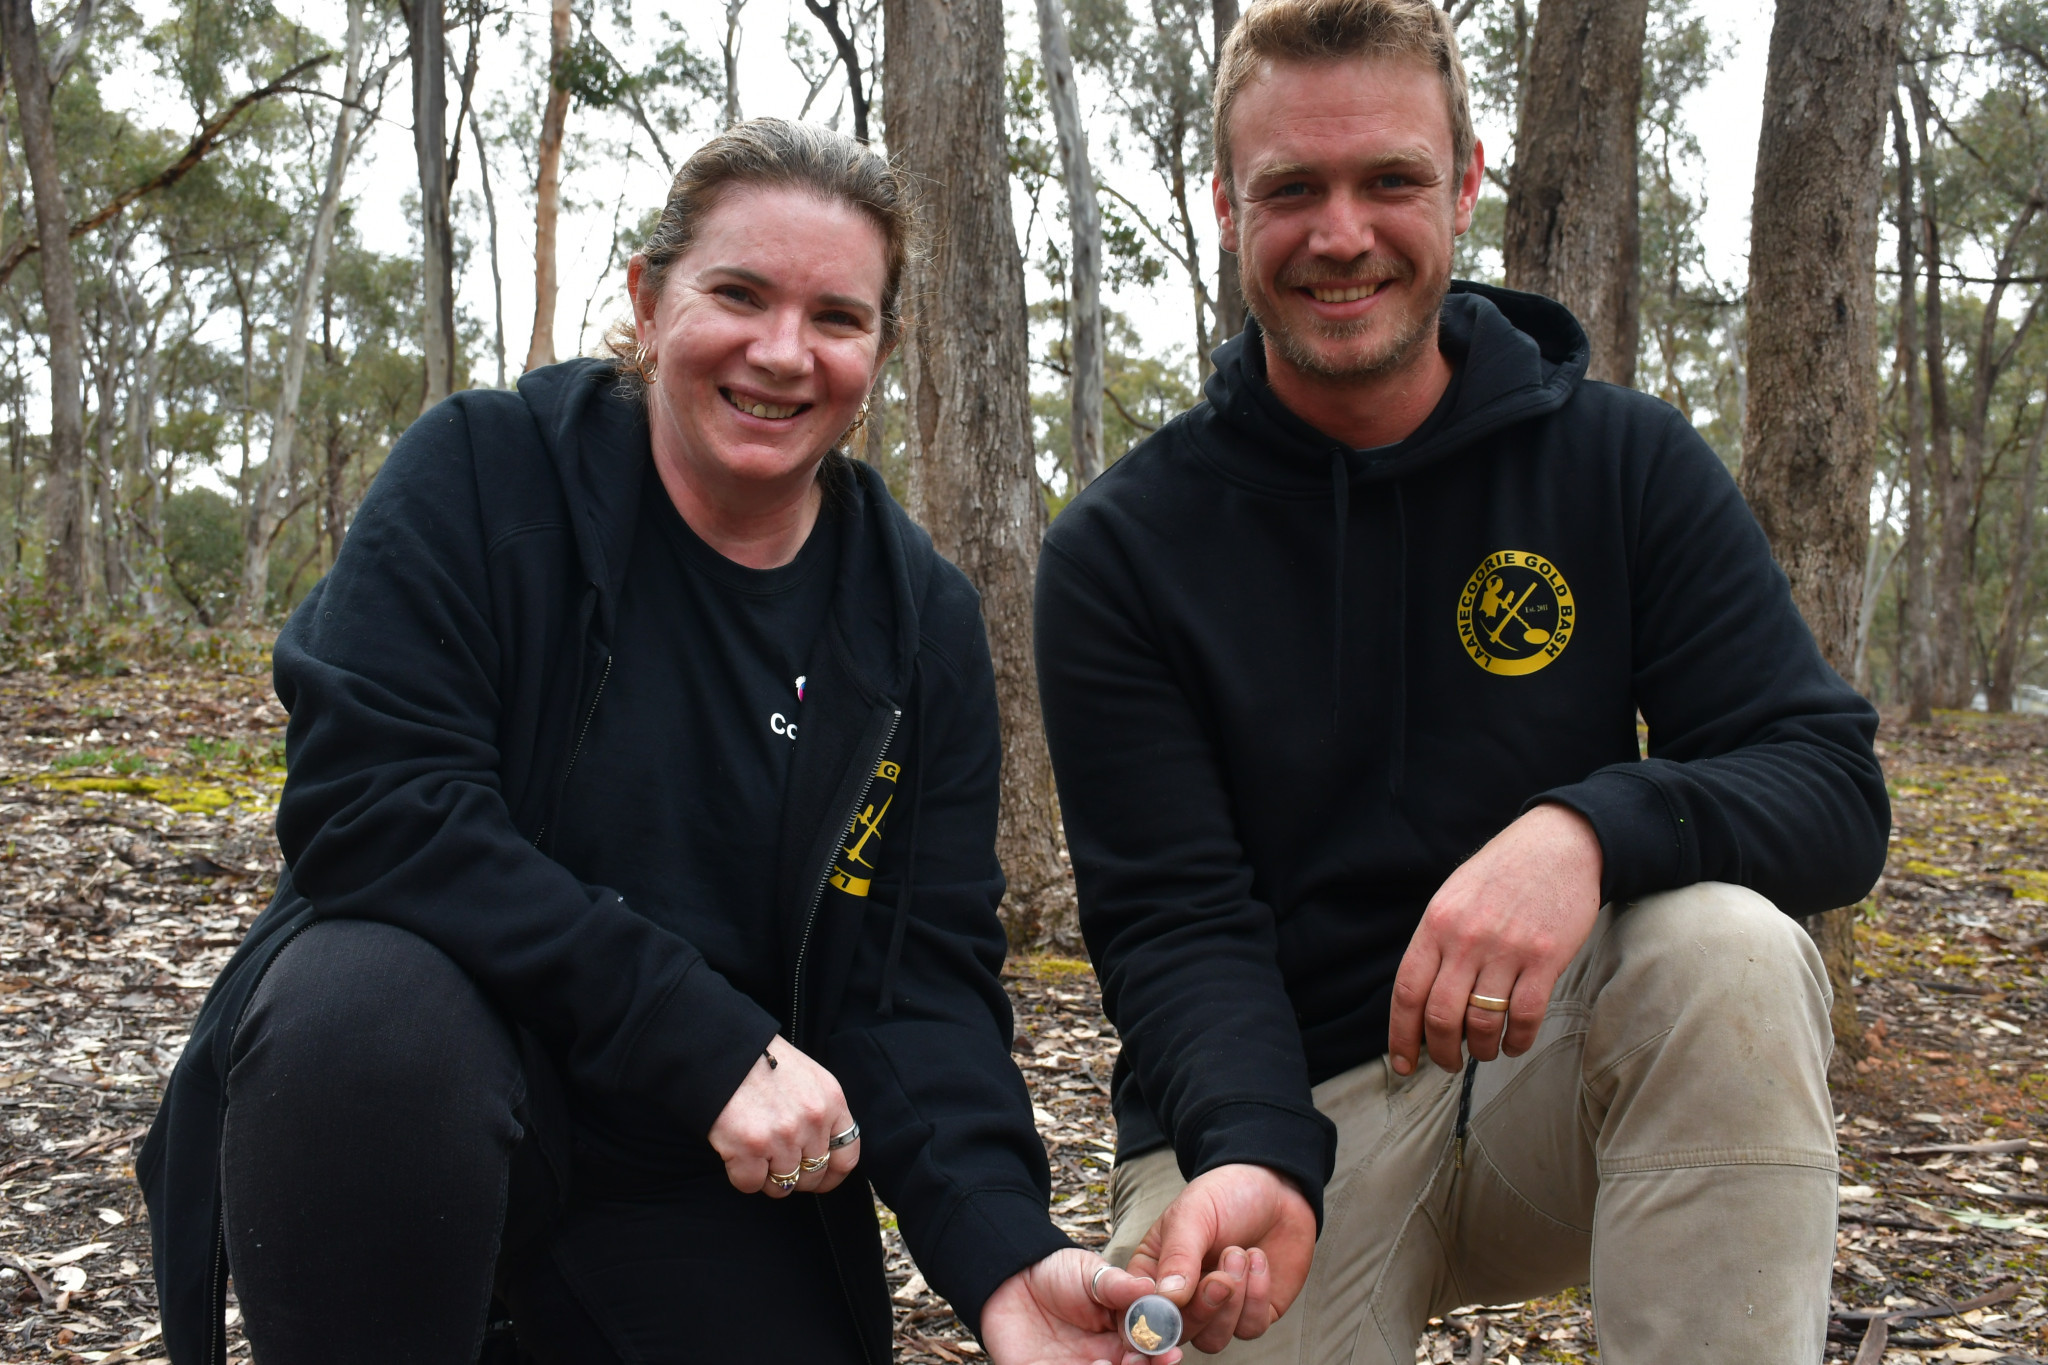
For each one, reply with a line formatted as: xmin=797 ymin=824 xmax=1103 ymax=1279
xmin=1597 ymin=1147 xmax=1839 ymax=1176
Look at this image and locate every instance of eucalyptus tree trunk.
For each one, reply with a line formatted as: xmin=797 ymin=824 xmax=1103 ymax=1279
xmin=525 ymin=0 xmax=571 ymax=372
xmin=239 ymin=0 xmax=367 ymax=622
xmin=1987 ymin=410 xmax=2045 ymax=714
xmin=884 ymin=0 xmax=1071 ymax=946
xmin=1036 ymin=0 xmax=1103 ymax=487
xmin=1501 ymin=0 xmax=1648 ymax=388
xmin=0 ymin=0 xmax=91 ymax=608
xmin=1907 ymin=76 xmax=1966 ymax=708
xmin=1737 ymin=0 xmax=1899 ymax=1060
xmin=1892 ymin=93 xmax=1934 ymax=724
xmin=721 ymin=0 xmax=746 ymax=128
xmin=404 ymin=0 xmax=456 ymax=411
xmin=1211 ymin=0 xmax=1246 ymax=345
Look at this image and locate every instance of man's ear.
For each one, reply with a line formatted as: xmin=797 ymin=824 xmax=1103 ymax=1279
xmin=1452 ymin=140 xmax=1484 ymax=237
xmin=1213 ymin=173 xmax=1240 ymax=253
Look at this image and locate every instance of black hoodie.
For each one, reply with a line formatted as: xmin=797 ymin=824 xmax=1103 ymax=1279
xmin=1034 ymin=284 xmax=1888 ymax=1217
xmin=139 ymin=360 xmax=1069 ymax=1363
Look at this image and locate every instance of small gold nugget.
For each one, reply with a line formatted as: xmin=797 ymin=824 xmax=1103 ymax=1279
xmin=1130 ymin=1315 xmax=1163 ymax=1351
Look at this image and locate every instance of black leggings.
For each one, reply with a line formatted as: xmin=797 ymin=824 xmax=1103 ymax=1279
xmin=219 ymin=919 xmax=868 ymax=1365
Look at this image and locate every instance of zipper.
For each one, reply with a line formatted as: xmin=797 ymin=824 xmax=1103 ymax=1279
xmin=531 ymin=653 xmax=612 ymax=850
xmin=790 ymin=707 xmax=901 ymax=1043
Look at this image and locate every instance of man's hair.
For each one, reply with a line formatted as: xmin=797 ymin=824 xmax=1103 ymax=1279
xmin=1213 ymin=0 xmax=1475 ymax=194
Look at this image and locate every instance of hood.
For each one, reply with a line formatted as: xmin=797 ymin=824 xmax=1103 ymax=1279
xmin=513 ymin=356 xmax=924 ymax=700
xmin=1200 ymin=281 xmax=1590 ymax=488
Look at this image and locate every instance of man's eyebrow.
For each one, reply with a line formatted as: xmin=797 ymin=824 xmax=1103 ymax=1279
xmin=701 ymin=264 xmax=877 ymax=315
xmin=1247 ymin=148 xmax=1443 ymax=182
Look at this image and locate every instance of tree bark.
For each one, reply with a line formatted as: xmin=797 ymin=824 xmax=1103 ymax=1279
xmin=1211 ymin=0 xmax=1246 ymax=344
xmin=1892 ymin=92 xmax=1934 ymax=724
xmin=238 ymin=0 xmax=366 ymax=622
xmin=884 ymin=0 xmax=1072 ymax=946
xmin=1737 ymin=0 xmax=1900 ymax=1061
xmin=404 ymin=0 xmax=456 ymax=411
xmin=1501 ymin=0 xmax=1647 ymax=388
xmin=721 ymin=0 xmax=746 ymax=129
xmin=1036 ymin=0 xmax=1103 ymax=488
xmin=0 ymin=0 xmax=91 ymax=608
xmin=525 ymin=0 xmax=571 ymax=372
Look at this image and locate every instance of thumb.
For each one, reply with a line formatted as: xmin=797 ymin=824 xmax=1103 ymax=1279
xmin=1088 ymin=1261 xmax=1158 ymax=1312
xmin=1150 ymin=1192 xmax=1220 ymax=1304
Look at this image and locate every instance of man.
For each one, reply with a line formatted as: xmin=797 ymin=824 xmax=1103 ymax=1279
xmin=1033 ymin=1 xmax=1888 ymax=1361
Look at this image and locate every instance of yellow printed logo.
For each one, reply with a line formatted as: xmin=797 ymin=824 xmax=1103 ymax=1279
xmin=1456 ymin=550 xmax=1574 ymax=676
xmin=828 ymin=759 xmax=902 ymax=897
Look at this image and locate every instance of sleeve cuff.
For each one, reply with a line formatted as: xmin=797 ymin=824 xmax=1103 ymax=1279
xmin=1527 ymin=766 xmax=1688 ymax=906
xmin=916 ymin=1188 xmax=1076 ymax=1342
xmin=623 ymin=952 xmax=783 ymax=1139
xmin=1180 ymin=1099 xmax=1337 ymax=1229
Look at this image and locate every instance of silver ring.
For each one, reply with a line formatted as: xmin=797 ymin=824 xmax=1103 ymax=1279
xmin=1090 ymin=1262 xmax=1114 ymax=1307
xmin=800 ymin=1153 xmax=830 ymax=1173
xmin=828 ymin=1121 xmax=861 ymax=1150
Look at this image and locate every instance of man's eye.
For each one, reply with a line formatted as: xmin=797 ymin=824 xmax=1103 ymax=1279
xmin=1274 ymin=181 xmax=1311 ymax=197
xmin=1376 ymin=174 xmax=1413 ymax=189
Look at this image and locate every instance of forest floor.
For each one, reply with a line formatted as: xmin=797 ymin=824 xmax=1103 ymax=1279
xmin=0 ymin=648 xmax=2042 ymax=1364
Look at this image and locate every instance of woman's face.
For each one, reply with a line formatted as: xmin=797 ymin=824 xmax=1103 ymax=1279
xmin=631 ymin=185 xmax=891 ymax=505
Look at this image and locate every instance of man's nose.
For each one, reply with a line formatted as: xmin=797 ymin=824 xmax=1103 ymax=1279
xmin=1309 ymin=193 xmax=1377 ymax=262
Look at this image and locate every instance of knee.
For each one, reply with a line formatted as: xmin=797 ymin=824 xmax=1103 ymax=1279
xmin=1607 ymin=883 xmax=1831 ymax=1033
xmin=229 ymin=919 xmax=519 ymax=1115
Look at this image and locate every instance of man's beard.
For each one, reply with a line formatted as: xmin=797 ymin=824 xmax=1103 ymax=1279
xmin=1244 ymin=254 xmax=1447 ymax=383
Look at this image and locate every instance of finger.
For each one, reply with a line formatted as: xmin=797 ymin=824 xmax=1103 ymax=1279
xmin=1090 ymin=1263 xmax=1159 ymax=1311
xmin=1422 ymin=951 xmax=1478 ymax=1073
xmin=1387 ymin=933 xmax=1442 ymax=1077
xmin=1237 ymin=1246 xmax=1274 ymax=1339
xmin=1462 ymin=971 xmax=1516 ymax=1062
xmin=1148 ymin=1191 xmax=1221 ymax=1305
xmin=763 ymin=1141 xmax=803 ymax=1199
xmin=1124 ymin=1227 xmax=1163 ymax=1283
xmin=1187 ymin=1248 xmax=1248 ymax=1353
xmin=724 ymin=1153 xmax=765 ymax=1195
xmin=1500 ymin=966 xmax=1554 ymax=1058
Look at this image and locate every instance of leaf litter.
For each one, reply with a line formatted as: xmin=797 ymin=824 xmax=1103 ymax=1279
xmin=1 ymin=652 xmax=2043 ymax=1363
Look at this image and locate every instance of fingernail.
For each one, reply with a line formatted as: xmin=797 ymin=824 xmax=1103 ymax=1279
xmin=1392 ymin=1055 xmax=1411 ymax=1075
xmin=1161 ymin=1275 xmax=1186 ymax=1293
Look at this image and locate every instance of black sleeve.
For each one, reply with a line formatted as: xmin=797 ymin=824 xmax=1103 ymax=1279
xmin=1033 ymin=536 xmax=1337 ymax=1223
xmin=826 ymin=568 xmax=1072 ymax=1339
xmin=1531 ymin=409 xmax=1891 ymax=912
xmin=273 ymin=400 xmax=777 ymax=1140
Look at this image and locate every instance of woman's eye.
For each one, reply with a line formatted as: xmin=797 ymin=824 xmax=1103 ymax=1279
xmin=818 ymin=310 xmax=862 ymax=328
xmin=716 ymin=284 xmax=754 ymax=304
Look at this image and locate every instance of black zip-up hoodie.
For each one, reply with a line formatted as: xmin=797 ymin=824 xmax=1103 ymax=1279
xmin=139 ymin=359 xmax=1069 ymax=1363
xmin=1034 ymin=284 xmax=1889 ymax=1218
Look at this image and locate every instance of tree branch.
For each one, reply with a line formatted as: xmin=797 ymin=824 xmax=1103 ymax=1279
xmin=0 ymin=53 xmax=333 ymax=290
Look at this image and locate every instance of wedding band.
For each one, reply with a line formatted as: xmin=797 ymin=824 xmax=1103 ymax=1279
xmin=1468 ymin=992 xmax=1511 ymax=1012
xmin=1090 ymin=1262 xmax=1115 ymax=1307
xmin=828 ymin=1121 xmax=861 ymax=1149
xmin=800 ymin=1153 xmax=831 ymax=1173
xmin=769 ymin=1166 xmax=802 ymax=1191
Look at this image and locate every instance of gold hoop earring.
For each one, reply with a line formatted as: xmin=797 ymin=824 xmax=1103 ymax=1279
xmin=635 ymin=342 xmax=658 ymax=385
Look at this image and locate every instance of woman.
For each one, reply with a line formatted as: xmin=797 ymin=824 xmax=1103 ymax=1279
xmin=139 ymin=120 xmax=1179 ymax=1365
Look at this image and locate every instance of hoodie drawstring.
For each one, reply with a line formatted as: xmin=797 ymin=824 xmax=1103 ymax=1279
xmin=1329 ymin=450 xmax=1349 ymax=733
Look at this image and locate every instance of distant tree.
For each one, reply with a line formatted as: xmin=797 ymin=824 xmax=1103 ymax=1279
xmin=1035 ymin=0 xmax=1104 ymax=487
xmin=884 ymin=0 xmax=1071 ymax=943
xmin=525 ymin=0 xmax=571 ymax=371
xmin=399 ymin=0 xmax=457 ymax=411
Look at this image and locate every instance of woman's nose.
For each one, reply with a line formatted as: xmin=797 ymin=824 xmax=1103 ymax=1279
xmin=749 ymin=308 xmax=812 ymax=376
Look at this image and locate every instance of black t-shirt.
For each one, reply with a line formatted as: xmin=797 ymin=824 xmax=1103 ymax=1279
xmin=550 ymin=463 xmax=840 ymax=1019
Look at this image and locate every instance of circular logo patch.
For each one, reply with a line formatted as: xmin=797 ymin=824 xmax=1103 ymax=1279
xmin=1456 ymin=550 xmax=1574 ymax=676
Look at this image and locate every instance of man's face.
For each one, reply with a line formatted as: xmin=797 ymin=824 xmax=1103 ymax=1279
xmin=1215 ymin=54 xmax=1481 ymax=385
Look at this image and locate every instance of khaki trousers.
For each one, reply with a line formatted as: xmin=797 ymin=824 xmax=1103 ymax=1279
xmin=1104 ymin=883 xmax=1839 ymax=1364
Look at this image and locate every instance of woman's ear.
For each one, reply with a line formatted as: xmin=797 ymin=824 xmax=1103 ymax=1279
xmin=625 ymin=253 xmax=654 ymax=338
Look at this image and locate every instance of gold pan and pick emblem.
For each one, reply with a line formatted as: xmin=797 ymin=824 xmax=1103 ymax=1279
xmin=1456 ymin=550 xmax=1574 ymax=677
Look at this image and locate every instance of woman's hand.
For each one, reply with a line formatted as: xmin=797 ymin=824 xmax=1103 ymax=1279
xmin=979 ymin=1248 xmax=1182 ymax=1365
xmin=707 ymin=1037 xmax=860 ymax=1197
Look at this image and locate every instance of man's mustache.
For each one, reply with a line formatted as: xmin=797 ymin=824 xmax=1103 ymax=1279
xmin=1273 ymin=256 xmax=1413 ymax=290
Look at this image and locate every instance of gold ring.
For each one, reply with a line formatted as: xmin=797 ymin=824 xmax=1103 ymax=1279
xmin=1467 ymin=993 xmax=1511 ymax=1012
xmin=769 ymin=1166 xmax=802 ymax=1191
xmin=800 ymin=1153 xmax=830 ymax=1173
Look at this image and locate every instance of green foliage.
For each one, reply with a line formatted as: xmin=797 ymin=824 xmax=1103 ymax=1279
xmin=163 ymin=489 xmax=241 ymax=625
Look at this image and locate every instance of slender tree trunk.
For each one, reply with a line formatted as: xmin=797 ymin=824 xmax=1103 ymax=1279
xmin=1036 ymin=0 xmax=1103 ymax=487
xmin=1737 ymin=0 xmax=1899 ymax=1062
xmin=1987 ymin=407 xmax=2045 ymax=713
xmin=1501 ymin=0 xmax=1647 ymax=388
xmin=721 ymin=0 xmax=746 ymax=129
xmin=1893 ymin=92 xmax=1934 ymax=724
xmin=1907 ymin=76 xmax=1967 ymax=708
xmin=404 ymin=0 xmax=456 ymax=411
xmin=239 ymin=0 xmax=366 ymax=622
xmin=472 ymin=112 xmax=506 ymax=388
xmin=526 ymin=0 xmax=571 ymax=372
xmin=1211 ymin=0 xmax=1246 ymax=344
xmin=884 ymin=0 xmax=1071 ymax=946
xmin=0 ymin=0 xmax=90 ymax=607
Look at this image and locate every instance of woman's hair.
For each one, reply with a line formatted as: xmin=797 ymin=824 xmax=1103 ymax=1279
xmin=606 ymin=118 xmax=917 ymax=395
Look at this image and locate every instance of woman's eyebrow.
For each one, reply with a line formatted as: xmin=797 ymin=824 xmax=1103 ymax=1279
xmin=701 ymin=264 xmax=875 ymax=315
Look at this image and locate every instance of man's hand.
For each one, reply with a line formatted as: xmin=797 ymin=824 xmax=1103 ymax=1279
xmin=980 ymin=1248 xmax=1181 ymax=1365
xmin=1388 ymin=802 xmax=1603 ymax=1076
xmin=1123 ymin=1164 xmax=1316 ymax=1353
xmin=706 ymin=1037 xmax=859 ymax=1197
